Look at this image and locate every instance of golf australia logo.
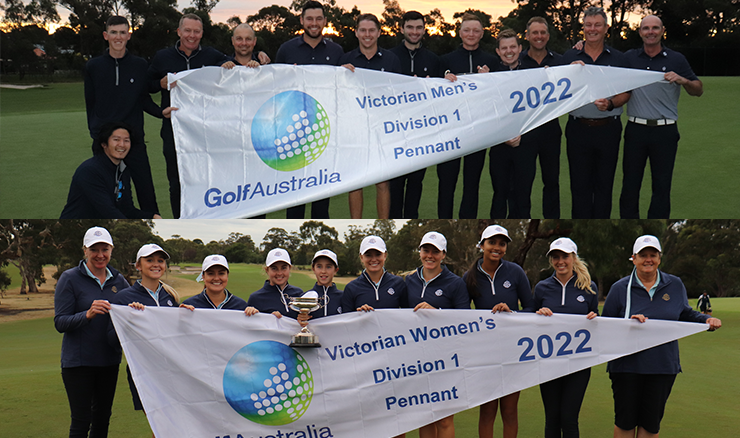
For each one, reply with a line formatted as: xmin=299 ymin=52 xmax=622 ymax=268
xmin=251 ymin=91 xmax=330 ymax=171
xmin=223 ymin=340 xmax=314 ymax=425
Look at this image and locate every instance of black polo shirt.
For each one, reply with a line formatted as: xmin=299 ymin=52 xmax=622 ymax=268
xmin=275 ymin=36 xmax=344 ymax=66
xmin=441 ymin=45 xmax=499 ymax=75
xmin=520 ymin=48 xmax=562 ymax=69
xmin=339 ymin=47 xmax=402 ymax=73
xmin=390 ymin=42 xmax=442 ymax=77
xmin=625 ymin=45 xmax=698 ymax=120
xmin=560 ymin=44 xmax=629 ymax=118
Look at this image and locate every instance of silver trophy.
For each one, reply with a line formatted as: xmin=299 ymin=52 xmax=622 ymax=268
xmin=288 ymin=291 xmax=326 ymax=348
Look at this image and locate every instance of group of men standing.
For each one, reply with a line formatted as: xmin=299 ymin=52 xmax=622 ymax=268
xmin=79 ymin=3 xmax=702 ymax=220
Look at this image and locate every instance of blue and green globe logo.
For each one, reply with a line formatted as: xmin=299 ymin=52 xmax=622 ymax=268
xmin=223 ymin=340 xmax=314 ymax=425
xmin=251 ymin=91 xmax=330 ymax=171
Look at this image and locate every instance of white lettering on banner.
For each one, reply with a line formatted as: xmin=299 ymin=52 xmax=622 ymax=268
xmin=111 ymin=307 xmax=709 ymax=438
xmin=168 ymin=65 xmax=664 ymax=218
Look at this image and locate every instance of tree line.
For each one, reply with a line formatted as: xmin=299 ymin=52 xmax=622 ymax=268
xmin=2 ymin=219 xmax=740 ymax=302
xmin=2 ymin=0 xmax=738 ymax=79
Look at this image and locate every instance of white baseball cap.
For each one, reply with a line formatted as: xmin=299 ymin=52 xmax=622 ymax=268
xmin=266 ymin=248 xmax=292 ymax=267
xmin=202 ymin=254 xmax=229 ymax=272
xmin=312 ymin=249 xmax=338 ymax=267
xmin=83 ymin=226 xmax=113 ymax=247
xmin=419 ymin=231 xmax=447 ymax=252
xmin=360 ymin=235 xmax=386 ymax=254
xmin=633 ymin=235 xmax=662 ymax=254
xmin=479 ymin=225 xmax=511 ymax=245
xmin=547 ymin=237 xmax=578 ymax=256
xmin=136 ymin=243 xmax=170 ymax=261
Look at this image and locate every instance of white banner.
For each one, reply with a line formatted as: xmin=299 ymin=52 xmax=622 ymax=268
xmin=111 ymin=306 xmax=708 ymax=438
xmin=169 ymin=65 xmax=664 ymax=218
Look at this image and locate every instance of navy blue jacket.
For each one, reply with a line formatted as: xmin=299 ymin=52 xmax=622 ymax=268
xmin=54 ymin=261 xmax=129 ymax=368
xmin=338 ymin=48 xmax=402 ymax=73
xmin=60 ymin=154 xmax=153 ymax=219
xmin=533 ymin=274 xmax=599 ymax=316
xmin=246 ymin=281 xmax=303 ymax=318
xmin=464 ymin=259 xmax=534 ymax=312
xmin=303 ymin=282 xmax=343 ymax=319
xmin=603 ymin=270 xmax=709 ymax=374
xmin=341 ymin=271 xmax=408 ymax=311
xmin=390 ymin=42 xmax=442 ymax=77
xmin=519 ymin=48 xmax=562 ymax=69
xmin=182 ymin=289 xmax=248 ymax=310
xmin=405 ymin=265 xmax=470 ymax=309
xmin=441 ymin=45 xmax=499 ymax=75
xmin=148 ymin=41 xmax=228 ymax=108
xmin=84 ymin=49 xmax=163 ymax=142
xmin=112 ymin=281 xmax=179 ymax=308
xmin=275 ymin=36 xmax=344 ymax=66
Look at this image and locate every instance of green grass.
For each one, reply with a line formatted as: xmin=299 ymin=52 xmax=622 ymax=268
xmin=1 ymin=261 xmax=738 ymax=438
xmin=1 ymin=77 xmax=739 ymax=218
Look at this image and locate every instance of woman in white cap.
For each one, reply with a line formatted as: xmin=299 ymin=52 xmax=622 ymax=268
xmin=603 ymin=235 xmax=722 ymax=438
xmin=341 ymin=235 xmax=407 ymax=313
xmin=110 ymin=243 xmax=184 ymax=434
xmin=406 ymin=231 xmax=469 ymax=438
xmin=181 ymin=255 xmax=248 ymax=310
xmin=54 ymin=226 xmax=130 ymax=438
xmin=244 ymin=248 xmax=303 ymax=319
xmin=533 ymin=237 xmax=598 ymax=438
xmin=303 ymin=249 xmax=344 ymax=321
xmin=462 ymin=224 xmax=533 ymax=438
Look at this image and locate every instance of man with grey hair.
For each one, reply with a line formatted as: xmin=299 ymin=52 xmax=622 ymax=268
xmin=560 ymin=6 xmax=631 ymax=218
xmin=148 ymin=13 xmax=229 ymax=218
xmin=619 ymin=15 xmax=703 ymax=219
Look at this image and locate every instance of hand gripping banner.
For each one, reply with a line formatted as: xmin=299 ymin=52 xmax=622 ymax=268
xmin=169 ymin=64 xmax=664 ymax=218
xmin=110 ymin=306 xmax=709 ymax=438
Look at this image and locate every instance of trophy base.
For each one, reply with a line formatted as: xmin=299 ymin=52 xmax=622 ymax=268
xmin=290 ymin=333 xmax=321 ymax=348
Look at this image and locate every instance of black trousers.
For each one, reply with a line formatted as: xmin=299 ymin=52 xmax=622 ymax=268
xmin=459 ymin=149 xmax=487 ymax=218
xmin=539 ymin=368 xmax=591 ymax=438
xmin=619 ymin=122 xmax=680 ymax=219
xmin=61 ymin=365 xmax=119 ymax=438
xmin=389 ymin=168 xmax=426 ymax=219
xmin=565 ymin=116 xmax=622 ymax=218
xmin=92 ymin=136 xmax=159 ymax=214
xmin=610 ymin=372 xmax=676 ymax=434
xmin=517 ymin=119 xmax=562 ymax=219
xmin=436 ymin=157 xmax=461 ymax=218
xmin=489 ymin=143 xmax=515 ymax=218
xmin=161 ymin=119 xmax=180 ymax=218
xmin=286 ymin=198 xmax=331 ymax=219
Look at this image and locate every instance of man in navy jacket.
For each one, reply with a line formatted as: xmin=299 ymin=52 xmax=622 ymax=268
xmin=148 ymin=13 xmax=229 ymax=218
xmin=85 ymin=15 xmax=175 ymax=215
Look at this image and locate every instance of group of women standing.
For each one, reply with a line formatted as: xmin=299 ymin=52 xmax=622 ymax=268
xmin=54 ymin=225 xmax=721 ymax=438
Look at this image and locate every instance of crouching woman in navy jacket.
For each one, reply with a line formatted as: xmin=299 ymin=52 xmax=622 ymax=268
xmin=54 ymin=226 xmax=130 ymax=438
xmin=245 ymin=248 xmax=303 ymax=319
xmin=533 ymin=238 xmax=598 ymax=438
xmin=182 ymin=255 xmax=248 ymax=310
xmin=603 ymin=235 xmax=722 ymax=438
xmin=463 ymin=224 xmax=533 ymax=438
xmin=406 ymin=231 xmax=469 ymax=438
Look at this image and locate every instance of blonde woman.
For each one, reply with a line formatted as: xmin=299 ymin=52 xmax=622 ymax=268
xmin=112 ymin=243 xmax=183 ymax=435
xmin=533 ymin=238 xmax=597 ymax=438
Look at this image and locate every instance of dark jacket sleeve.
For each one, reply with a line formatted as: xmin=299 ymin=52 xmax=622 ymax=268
xmin=452 ymin=278 xmax=471 ymax=309
xmin=516 ymin=268 xmax=535 ymax=312
xmin=117 ymin=167 xmax=152 ymax=218
xmin=602 ymin=280 xmax=625 ymax=318
xmin=84 ymin=60 xmax=96 ymax=136
xmin=589 ymin=282 xmax=599 ymax=315
xmin=54 ymin=272 xmax=89 ymax=333
xmin=340 ymin=282 xmax=356 ymax=313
